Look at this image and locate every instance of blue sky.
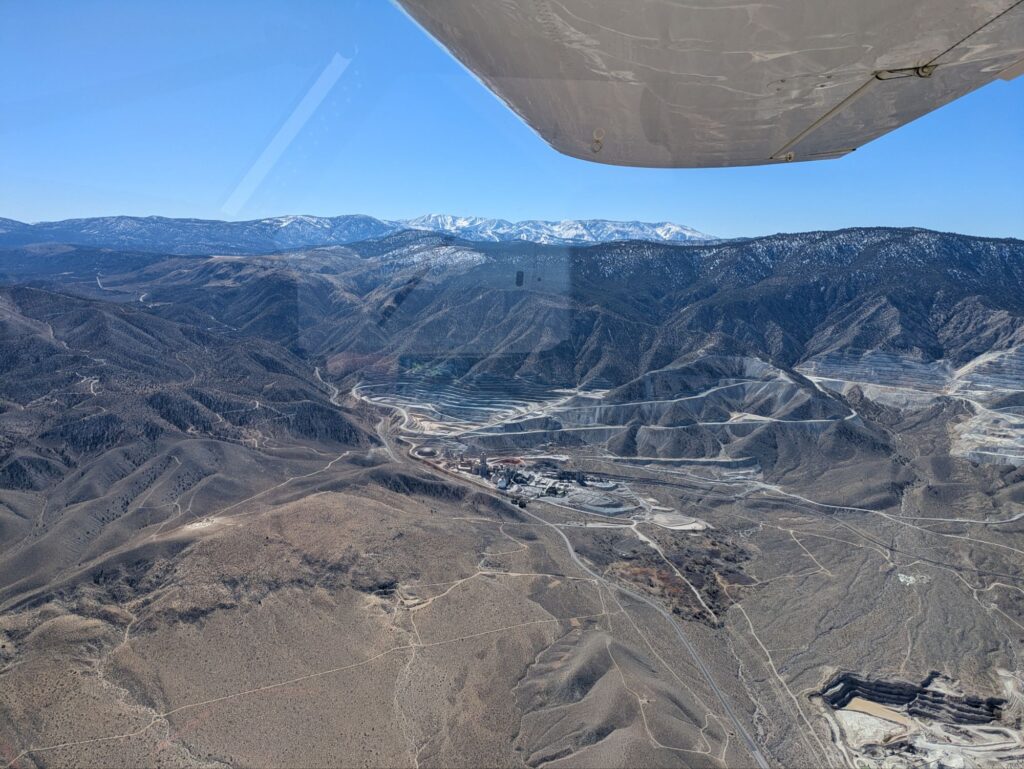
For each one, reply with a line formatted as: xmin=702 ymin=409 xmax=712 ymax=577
xmin=1 ymin=0 xmax=1022 ymax=239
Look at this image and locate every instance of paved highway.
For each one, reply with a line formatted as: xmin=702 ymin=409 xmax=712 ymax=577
xmin=346 ymin=370 xmax=773 ymax=768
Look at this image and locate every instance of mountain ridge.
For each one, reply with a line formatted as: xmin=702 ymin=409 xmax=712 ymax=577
xmin=5 ymin=225 xmax=1019 ymax=386
xmin=0 ymin=213 xmax=715 ymax=255
xmin=2 ymin=221 xmax=1024 ymax=769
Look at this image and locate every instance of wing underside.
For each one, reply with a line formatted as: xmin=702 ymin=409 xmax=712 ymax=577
xmin=397 ymin=0 xmax=1024 ymax=167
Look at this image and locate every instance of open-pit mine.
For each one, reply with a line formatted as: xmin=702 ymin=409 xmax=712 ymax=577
xmin=1 ymin=223 xmax=1022 ymax=768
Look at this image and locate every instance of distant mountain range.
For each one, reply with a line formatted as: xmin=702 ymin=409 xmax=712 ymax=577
xmin=400 ymin=214 xmax=711 ymax=245
xmin=4 ymin=224 xmax=1021 ymax=388
xmin=3 ymin=221 xmax=1022 ymax=473
xmin=0 ymin=214 xmax=714 ymax=255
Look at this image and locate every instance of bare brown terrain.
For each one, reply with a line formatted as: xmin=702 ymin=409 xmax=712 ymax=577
xmin=1 ymin=224 xmax=1023 ymax=768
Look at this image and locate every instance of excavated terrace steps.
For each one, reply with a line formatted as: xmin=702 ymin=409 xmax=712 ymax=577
xmin=821 ymin=673 xmax=1004 ymax=726
xmin=360 ymin=376 xmax=560 ymax=424
xmin=800 ymin=348 xmax=1024 ymax=400
xmin=957 ymin=347 xmax=1024 ymax=394
xmin=798 ymin=352 xmax=952 ymax=392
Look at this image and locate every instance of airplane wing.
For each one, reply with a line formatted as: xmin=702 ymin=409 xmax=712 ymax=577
xmin=396 ymin=0 xmax=1024 ymax=167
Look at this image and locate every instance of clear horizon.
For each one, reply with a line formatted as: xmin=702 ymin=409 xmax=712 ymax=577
xmin=2 ymin=0 xmax=1022 ymax=239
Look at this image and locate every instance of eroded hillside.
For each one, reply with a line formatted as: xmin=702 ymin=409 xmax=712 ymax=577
xmin=1 ymin=226 xmax=1022 ymax=768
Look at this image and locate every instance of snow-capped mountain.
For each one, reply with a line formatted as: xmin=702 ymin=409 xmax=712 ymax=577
xmin=0 ymin=214 xmax=714 ymax=255
xmin=0 ymin=218 xmax=29 ymax=236
xmin=400 ymin=214 xmax=712 ymax=245
xmin=0 ymin=215 xmax=396 ymax=256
